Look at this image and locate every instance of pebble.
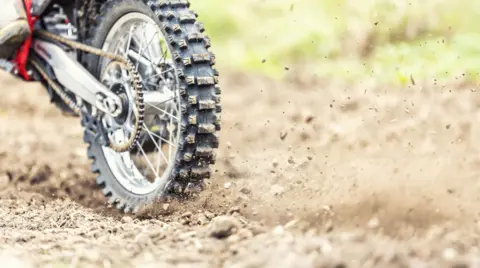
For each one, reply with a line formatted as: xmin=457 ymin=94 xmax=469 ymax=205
xmin=209 ymin=216 xmax=240 ymax=239
xmin=224 ymin=182 xmax=232 ymax=189
xmin=240 ymin=187 xmax=251 ymax=194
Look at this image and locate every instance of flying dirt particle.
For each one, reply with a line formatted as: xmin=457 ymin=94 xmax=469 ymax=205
xmin=280 ymin=131 xmax=288 ymax=140
xmin=288 ymin=156 xmax=295 ymax=165
xmin=305 ymin=114 xmax=315 ymax=123
xmin=446 ymin=124 xmax=451 ymax=129
xmin=289 ymin=3 xmax=294 ymax=11
xmin=209 ymin=216 xmax=240 ymax=239
xmin=284 ymin=67 xmax=290 ymax=71
xmin=226 ymin=141 xmax=232 ymax=149
xmin=224 ymin=182 xmax=232 ymax=189
xmin=447 ymin=188 xmax=455 ymax=194
xmin=307 ymin=156 xmax=313 ymax=161
xmin=272 ymin=159 xmax=279 ymax=168
xmin=162 ymin=203 xmax=170 ymax=211
xmin=410 ymin=74 xmax=416 ymax=85
xmin=270 ymin=184 xmax=285 ymax=196
xmin=261 ymin=58 xmax=266 ymax=63
xmin=367 ymin=217 xmax=380 ymax=229
xmin=374 ymin=22 xmax=379 ymax=26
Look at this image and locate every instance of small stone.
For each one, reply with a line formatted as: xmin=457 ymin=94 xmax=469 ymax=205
xmin=162 ymin=203 xmax=170 ymax=211
xmin=226 ymin=141 xmax=232 ymax=149
xmin=224 ymin=182 xmax=232 ymax=189
xmin=288 ymin=156 xmax=295 ymax=164
xmin=280 ymin=131 xmax=288 ymax=140
xmin=307 ymin=156 xmax=313 ymax=161
xmin=209 ymin=216 xmax=240 ymax=239
xmin=240 ymin=187 xmax=251 ymax=195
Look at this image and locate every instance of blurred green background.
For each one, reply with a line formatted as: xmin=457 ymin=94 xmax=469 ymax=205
xmin=192 ymin=0 xmax=480 ymax=85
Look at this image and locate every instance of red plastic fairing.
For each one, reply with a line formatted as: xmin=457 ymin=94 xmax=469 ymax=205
xmin=14 ymin=0 xmax=38 ymax=80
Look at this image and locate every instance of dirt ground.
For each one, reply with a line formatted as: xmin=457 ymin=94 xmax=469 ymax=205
xmin=2 ymin=69 xmax=480 ymax=268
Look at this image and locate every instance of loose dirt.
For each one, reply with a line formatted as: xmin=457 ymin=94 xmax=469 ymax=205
xmin=2 ymin=70 xmax=480 ymax=267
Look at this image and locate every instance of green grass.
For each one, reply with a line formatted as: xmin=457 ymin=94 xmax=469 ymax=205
xmin=191 ymin=0 xmax=480 ymax=84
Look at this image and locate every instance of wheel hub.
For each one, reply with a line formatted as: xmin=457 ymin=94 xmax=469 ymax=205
xmin=109 ymin=83 xmax=131 ymax=125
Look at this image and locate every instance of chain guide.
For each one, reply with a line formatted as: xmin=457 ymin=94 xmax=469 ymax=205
xmin=29 ymin=30 xmax=145 ymax=153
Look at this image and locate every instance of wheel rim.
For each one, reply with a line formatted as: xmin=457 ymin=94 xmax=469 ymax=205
xmin=99 ymin=12 xmax=181 ymax=195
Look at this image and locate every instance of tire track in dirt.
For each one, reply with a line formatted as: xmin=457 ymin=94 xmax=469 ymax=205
xmin=2 ymin=70 xmax=480 ymax=267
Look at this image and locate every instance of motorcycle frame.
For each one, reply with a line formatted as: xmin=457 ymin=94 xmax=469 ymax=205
xmin=15 ymin=0 xmax=36 ymax=80
xmin=15 ymin=0 xmax=78 ymax=80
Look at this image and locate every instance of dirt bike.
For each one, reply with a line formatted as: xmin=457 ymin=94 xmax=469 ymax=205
xmin=5 ymin=0 xmax=221 ymax=213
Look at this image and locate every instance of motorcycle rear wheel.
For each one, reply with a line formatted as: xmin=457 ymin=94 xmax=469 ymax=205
xmin=80 ymin=0 xmax=221 ymax=213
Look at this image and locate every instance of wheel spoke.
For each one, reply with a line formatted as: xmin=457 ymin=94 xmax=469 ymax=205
xmin=135 ymin=140 xmax=160 ymax=180
xmin=144 ymin=101 xmax=179 ymax=121
xmin=142 ymin=122 xmax=169 ymax=165
xmin=124 ymin=24 xmax=135 ymax=58
xmin=167 ymin=107 xmax=174 ymax=160
xmin=144 ymin=67 xmax=174 ymax=81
